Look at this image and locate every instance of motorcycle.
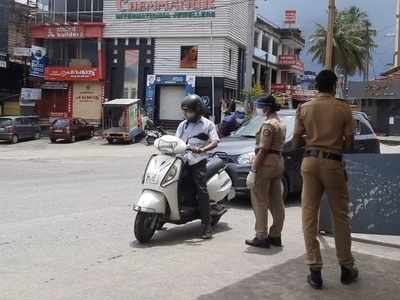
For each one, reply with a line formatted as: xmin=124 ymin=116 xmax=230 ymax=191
xmin=134 ymin=135 xmax=235 ymax=243
xmin=144 ymin=119 xmax=165 ymax=146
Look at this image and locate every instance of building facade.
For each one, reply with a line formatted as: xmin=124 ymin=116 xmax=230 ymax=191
xmin=252 ymin=16 xmax=306 ymax=107
xmin=30 ymin=0 xmax=105 ymax=123
xmin=0 ymin=0 xmax=32 ymax=116
xmin=347 ymin=66 xmax=400 ymax=136
xmin=103 ymin=0 xmax=249 ymax=125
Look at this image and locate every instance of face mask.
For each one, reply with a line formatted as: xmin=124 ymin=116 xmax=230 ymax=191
xmin=183 ymin=111 xmax=197 ymax=122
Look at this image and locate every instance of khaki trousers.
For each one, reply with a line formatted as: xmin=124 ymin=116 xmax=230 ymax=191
xmin=301 ymin=157 xmax=354 ymax=269
xmin=250 ymin=158 xmax=285 ymax=239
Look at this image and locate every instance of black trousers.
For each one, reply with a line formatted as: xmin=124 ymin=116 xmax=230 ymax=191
xmin=189 ymin=160 xmax=210 ymax=225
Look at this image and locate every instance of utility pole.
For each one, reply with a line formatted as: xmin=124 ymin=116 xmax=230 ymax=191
xmin=325 ymin=0 xmax=336 ymax=70
xmin=395 ymin=0 xmax=400 ymax=67
xmin=244 ymin=0 xmax=256 ymax=99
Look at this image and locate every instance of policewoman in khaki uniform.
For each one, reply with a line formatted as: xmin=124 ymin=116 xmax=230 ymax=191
xmin=246 ymin=96 xmax=286 ymax=248
xmin=293 ymin=70 xmax=358 ymax=289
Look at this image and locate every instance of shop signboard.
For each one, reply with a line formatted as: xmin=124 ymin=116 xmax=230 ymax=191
xmin=30 ymin=45 xmax=48 ymax=77
xmin=115 ymin=0 xmax=216 ymax=20
xmin=45 ymin=67 xmax=101 ymax=81
xmin=47 ymin=25 xmax=85 ymax=39
xmin=42 ymin=82 xmax=69 ymax=90
xmin=284 ymin=10 xmax=296 ymax=25
xmin=13 ymin=47 xmax=31 ymax=57
xmin=72 ymin=82 xmax=103 ymax=122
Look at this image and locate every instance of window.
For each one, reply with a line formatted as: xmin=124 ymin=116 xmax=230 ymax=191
xmin=262 ymin=35 xmax=270 ymax=52
xmin=271 ymin=69 xmax=277 ymax=84
xmin=356 ymin=120 xmax=373 ymax=135
xmin=272 ymin=40 xmax=279 ymax=56
xmin=254 ymin=31 xmax=260 ymax=48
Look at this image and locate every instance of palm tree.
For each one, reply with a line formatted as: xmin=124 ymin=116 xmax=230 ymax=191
xmin=309 ymin=6 xmax=377 ymax=85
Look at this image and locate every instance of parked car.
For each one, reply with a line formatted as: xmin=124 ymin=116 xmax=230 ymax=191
xmin=0 ymin=116 xmax=41 ymax=144
xmin=49 ymin=118 xmax=94 ymax=143
xmin=214 ymin=110 xmax=381 ymax=201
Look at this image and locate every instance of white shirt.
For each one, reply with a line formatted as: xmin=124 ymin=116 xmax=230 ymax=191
xmin=176 ymin=116 xmax=220 ymax=166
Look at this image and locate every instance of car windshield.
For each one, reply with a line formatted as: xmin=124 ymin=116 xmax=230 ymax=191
xmin=0 ymin=118 xmax=12 ymax=127
xmin=233 ymin=114 xmax=295 ymax=141
xmin=53 ymin=119 xmax=69 ymax=128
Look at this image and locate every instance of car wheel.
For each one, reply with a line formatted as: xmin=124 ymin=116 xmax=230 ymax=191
xmin=89 ymin=130 xmax=94 ymax=138
xmin=70 ymin=135 xmax=76 ymax=143
xmin=11 ymin=135 xmax=18 ymax=144
xmin=107 ymin=138 xmax=113 ymax=144
xmin=50 ymin=138 xmax=57 ymax=143
xmin=34 ymin=132 xmax=40 ymax=140
xmin=281 ymin=177 xmax=289 ymax=203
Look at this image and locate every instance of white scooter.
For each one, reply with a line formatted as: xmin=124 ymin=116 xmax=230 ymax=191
xmin=134 ymin=135 xmax=235 ymax=243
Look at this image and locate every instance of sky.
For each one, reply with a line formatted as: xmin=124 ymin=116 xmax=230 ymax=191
xmin=257 ymin=0 xmax=398 ymax=79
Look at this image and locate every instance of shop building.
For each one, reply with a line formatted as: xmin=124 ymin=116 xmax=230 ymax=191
xmin=30 ymin=0 xmax=105 ymax=124
xmin=252 ymin=16 xmax=306 ymax=106
xmin=103 ymin=0 xmax=249 ymax=126
xmin=0 ymin=0 xmax=32 ymax=116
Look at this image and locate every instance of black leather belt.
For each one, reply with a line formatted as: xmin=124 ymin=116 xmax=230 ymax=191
xmin=304 ymin=149 xmax=342 ymax=161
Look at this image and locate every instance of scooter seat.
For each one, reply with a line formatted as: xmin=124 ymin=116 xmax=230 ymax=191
xmin=205 ymin=157 xmax=225 ymax=181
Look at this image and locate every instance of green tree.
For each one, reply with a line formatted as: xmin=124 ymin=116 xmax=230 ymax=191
xmin=309 ymin=6 xmax=377 ymax=85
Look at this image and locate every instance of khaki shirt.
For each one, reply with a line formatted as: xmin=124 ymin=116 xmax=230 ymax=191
xmin=256 ymin=116 xmax=286 ymax=153
xmin=294 ymin=93 xmax=354 ymax=153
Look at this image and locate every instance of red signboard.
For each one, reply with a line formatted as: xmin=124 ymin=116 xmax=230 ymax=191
xmin=271 ymin=84 xmax=289 ymax=93
xmin=32 ymin=23 xmax=104 ymax=39
xmin=45 ymin=67 xmax=101 ymax=81
xmin=285 ymin=10 xmax=296 ymax=24
xmin=278 ymin=55 xmax=304 ymax=72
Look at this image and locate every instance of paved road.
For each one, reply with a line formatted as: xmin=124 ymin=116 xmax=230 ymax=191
xmin=1 ymin=139 xmax=399 ymax=300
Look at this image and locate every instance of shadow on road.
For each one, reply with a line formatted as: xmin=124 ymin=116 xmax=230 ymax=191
xmin=129 ymin=221 xmax=232 ymax=248
xmin=197 ymin=249 xmax=400 ymax=300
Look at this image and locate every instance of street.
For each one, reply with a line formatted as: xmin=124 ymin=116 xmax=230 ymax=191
xmin=1 ymin=138 xmax=400 ymax=300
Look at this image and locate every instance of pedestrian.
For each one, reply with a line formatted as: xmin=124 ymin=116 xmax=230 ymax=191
xmin=293 ymin=70 xmax=358 ymax=289
xmin=246 ymin=95 xmax=286 ymax=248
xmin=176 ymin=94 xmax=220 ymax=239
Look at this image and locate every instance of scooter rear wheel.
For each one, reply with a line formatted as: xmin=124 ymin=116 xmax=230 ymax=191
xmin=134 ymin=212 xmax=158 ymax=243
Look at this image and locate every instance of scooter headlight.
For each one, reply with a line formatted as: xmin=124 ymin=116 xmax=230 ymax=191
xmin=161 ymin=162 xmax=179 ymax=187
xmin=237 ymin=152 xmax=255 ymax=165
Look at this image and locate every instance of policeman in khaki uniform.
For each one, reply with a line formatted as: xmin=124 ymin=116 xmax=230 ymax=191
xmin=293 ymin=70 xmax=358 ymax=289
xmin=246 ymin=96 xmax=286 ymax=248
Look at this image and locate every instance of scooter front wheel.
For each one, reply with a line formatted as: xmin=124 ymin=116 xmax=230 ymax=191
xmin=134 ymin=212 xmax=159 ymax=243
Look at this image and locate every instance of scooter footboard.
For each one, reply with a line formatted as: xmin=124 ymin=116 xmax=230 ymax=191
xmin=134 ymin=190 xmax=166 ymax=214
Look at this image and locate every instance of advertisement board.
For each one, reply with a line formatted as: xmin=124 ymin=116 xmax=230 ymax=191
xmin=13 ymin=47 xmax=31 ymax=57
xmin=21 ymin=88 xmax=42 ymax=100
xmin=72 ymin=82 xmax=103 ymax=122
xmin=284 ymin=10 xmax=296 ymax=24
xmin=180 ymin=46 xmax=198 ymax=68
xmin=45 ymin=67 xmax=101 ymax=81
xmin=30 ymin=45 xmax=48 ymax=77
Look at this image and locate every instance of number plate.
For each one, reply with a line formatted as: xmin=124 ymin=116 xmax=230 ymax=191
xmin=54 ymin=129 xmax=63 ymax=133
xmin=145 ymin=173 xmax=158 ymax=184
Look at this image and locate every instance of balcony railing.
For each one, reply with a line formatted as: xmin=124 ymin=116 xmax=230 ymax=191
xmin=33 ymin=11 xmax=103 ymax=24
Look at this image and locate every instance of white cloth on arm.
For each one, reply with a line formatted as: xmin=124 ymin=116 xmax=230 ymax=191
xmin=176 ymin=116 xmax=220 ymax=166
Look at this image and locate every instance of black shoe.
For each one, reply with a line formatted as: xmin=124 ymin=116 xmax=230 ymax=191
xmin=268 ymin=236 xmax=282 ymax=247
xmin=341 ymin=266 xmax=359 ymax=285
xmin=245 ymin=237 xmax=270 ymax=248
xmin=201 ymin=224 xmax=213 ymax=240
xmin=307 ymin=268 xmax=323 ymax=290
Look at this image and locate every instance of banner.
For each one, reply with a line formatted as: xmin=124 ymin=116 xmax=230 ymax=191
xmin=30 ymin=45 xmax=48 ymax=77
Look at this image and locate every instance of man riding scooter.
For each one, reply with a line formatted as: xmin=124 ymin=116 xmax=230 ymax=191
xmin=176 ymin=94 xmax=220 ymax=239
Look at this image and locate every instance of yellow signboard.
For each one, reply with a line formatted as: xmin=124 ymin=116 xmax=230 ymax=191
xmin=72 ymin=82 xmax=103 ymax=123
